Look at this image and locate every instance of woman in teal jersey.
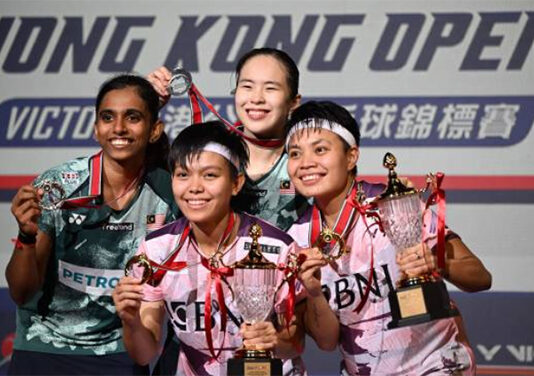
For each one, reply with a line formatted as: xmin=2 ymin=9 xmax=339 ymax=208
xmin=149 ymin=47 xmax=308 ymax=231
xmin=6 ymin=74 xmax=176 ymax=375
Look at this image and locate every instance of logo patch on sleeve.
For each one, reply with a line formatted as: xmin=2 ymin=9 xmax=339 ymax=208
xmin=279 ymin=180 xmax=295 ymax=195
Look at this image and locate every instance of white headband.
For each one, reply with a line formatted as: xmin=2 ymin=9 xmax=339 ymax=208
xmin=203 ymin=142 xmax=240 ymax=170
xmin=285 ymin=119 xmax=357 ymax=149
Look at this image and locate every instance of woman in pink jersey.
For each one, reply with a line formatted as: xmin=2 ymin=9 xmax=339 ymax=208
xmin=113 ymin=121 xmax=306 ymax=375
xmin=285 ymin=101 xmax=492 ymax=375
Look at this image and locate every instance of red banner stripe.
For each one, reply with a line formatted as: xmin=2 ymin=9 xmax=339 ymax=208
xmin=1 ymin=175 xmax=534 ymax=190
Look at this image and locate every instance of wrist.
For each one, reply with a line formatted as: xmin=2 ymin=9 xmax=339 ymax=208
xmin=17 ymin=230 xmax=36 ymax=245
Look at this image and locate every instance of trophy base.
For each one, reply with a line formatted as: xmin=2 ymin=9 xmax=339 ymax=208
xmin=388 ymin=278 xmax=459 ymax=329
xmin=227 ymin=357 xmax=282 ymax=376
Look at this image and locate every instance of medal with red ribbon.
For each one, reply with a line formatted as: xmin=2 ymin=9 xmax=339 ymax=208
xmin=309 ymin=180 xmax=381 ymax=313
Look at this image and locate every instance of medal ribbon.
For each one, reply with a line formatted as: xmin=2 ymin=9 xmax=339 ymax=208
xmin=147 ymin=225 xmax=191 ymax=287
xmin=192 ymin=213 xmax=236 ymax=361
xmin=61 ymin=151 xmax=103 ymax=209
xmin=309 ymin=180 xmax=358 ymax=251
xmin=187 ymin=84 xmax=284 ymax=148
xmin=309 ymin=180 xmax=380 ymax=313
xmin=423 ymin=172 xmax=447 ymax=272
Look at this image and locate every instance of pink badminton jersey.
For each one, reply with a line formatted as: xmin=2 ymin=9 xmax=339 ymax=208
xmin=288 ymin=181 xmax=475 ymax=376
xmin=139 ymin=212 xmax=307 ymax=376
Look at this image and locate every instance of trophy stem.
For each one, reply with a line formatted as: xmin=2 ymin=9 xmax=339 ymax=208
xmin=398 ymin=273 xmax=435 ymax=288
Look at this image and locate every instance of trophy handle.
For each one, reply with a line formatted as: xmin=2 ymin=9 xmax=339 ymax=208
xmin=124 ymin=254 xmax=153 ymax=284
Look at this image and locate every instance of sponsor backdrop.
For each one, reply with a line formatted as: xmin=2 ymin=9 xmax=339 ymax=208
xmin=0 ymin=0 xmax=533 ymax=374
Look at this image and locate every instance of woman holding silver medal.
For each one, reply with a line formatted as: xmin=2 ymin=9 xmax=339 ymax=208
xmin=285 ymin=101 xmax=492 ymax=375
xmin=6 ymin=74 xmax=177 ymax=375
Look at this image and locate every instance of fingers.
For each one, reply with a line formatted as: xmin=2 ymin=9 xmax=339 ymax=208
xmin=112 ymin=277 xmax=144 ymax=323
xmin=397 ymin=243 xmax=436 ymax=277
xmin=239 ymin=321 xmax=278 ymax=350
xmin=11 ymin=185 xmax=41 ymax=235
xmin=146 ymin=66 xmax=172 ymax=104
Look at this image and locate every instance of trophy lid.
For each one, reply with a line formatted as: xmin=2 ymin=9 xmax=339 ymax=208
xmin=234 ymin=223 xmax=277 ymax=270
xmin=376 ymin=152 xmax=418 ymax=201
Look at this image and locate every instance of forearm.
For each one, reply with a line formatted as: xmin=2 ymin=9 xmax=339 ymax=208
xmin=122 ymin=320 xmax=160 ymax=365
xmin=445 ymin=257 xmax=492 ymax=292
xmin=304 ymin=294 xmax=339 ymax=351
xmin=122 ymin=302 xmax=165 ymax=365
xmin=6 ymin=244 xmax=44 ymax=305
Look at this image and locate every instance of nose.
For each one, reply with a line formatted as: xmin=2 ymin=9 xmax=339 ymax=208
xmin=112 ymin=117 xmax=127 ymax=134
xmin=299 ymin=150 xmax=317 ymax=169
xmin=249 ymin=86 xmax=265 ymax=104
xmin=188 ymin=175 xmax=204 ymax=193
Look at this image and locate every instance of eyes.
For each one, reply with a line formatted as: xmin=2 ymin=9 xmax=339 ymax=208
xmin=98 ymin=111 xmax=143 ymax=123
xmin=173 ymin=169 xmax=221 ymax=180
xmin=288 ymin=144 xmax=330 ymax=159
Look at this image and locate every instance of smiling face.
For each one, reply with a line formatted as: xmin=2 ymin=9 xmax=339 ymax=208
xmin=94 ymin=86 xmax=162 ymax=167
xmin=234 ymin=54 xmax=300 ymax=139
xmin=287 ymin=128 xmax=359 ymax=207
xmin=172 ymin=151 xmax=245 ymax=229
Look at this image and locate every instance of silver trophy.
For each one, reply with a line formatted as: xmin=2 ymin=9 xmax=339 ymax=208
xmin=375 ymin=152 xmax=458 ymax=329
xmin=167 ymin=66 xmax=192 ymax=96
xmin=227 ymin=223 xmax=282 ymax=376
xmin=35 ymin=180 xmax=66 ymax=210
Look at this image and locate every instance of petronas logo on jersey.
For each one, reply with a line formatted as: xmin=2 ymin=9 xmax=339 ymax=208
xmin=279 ymin=180 xmax=295 ymax=195
xmin=68 ymin=213 xmax=86 ymax=225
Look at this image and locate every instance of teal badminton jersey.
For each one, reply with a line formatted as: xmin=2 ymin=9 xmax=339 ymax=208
xmin=14 ymin=153 xmax=177 ymax=355
xmin=246 ymin=153 xmax=309 ymax=231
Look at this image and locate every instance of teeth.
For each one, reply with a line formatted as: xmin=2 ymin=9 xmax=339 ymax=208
xmin=302 ymin=174 xmax=320 ymax=182
xmin=188 ymin=200 xmax=207 ymax=205
xmin=111 ymin=139 xmax=129 ymax=146
xmin=248 ymin=110 xmax=267 ymax=119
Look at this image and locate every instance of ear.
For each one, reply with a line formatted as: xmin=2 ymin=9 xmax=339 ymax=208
xmin=346 ymin=146 xmax=359 ymax=172
xmin=232 ymin=173 xmax=246 ymax=196
xmin=149 ymin=120 xmax=164 ymax=143
xmin=289 ymin=94 xmax=302 ymax=114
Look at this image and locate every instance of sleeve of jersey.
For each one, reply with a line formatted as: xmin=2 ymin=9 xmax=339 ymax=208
xmin=138 ymin=240 xmax=165 ymax=302
xmin=273 ymin=242 xmax=307 ymax=315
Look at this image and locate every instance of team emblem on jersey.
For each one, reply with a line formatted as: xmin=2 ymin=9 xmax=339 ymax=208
xmin=279 ymin=180 xmax=295 ymax=195
xmin=147 ymin=214 xmax=166 ymax=231
xmin=68 ymin=213 xmax=86 ymax=225
xmin=61 ymin=171 xmax=80 ymax=185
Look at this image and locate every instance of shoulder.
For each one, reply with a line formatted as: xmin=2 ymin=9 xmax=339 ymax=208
xmin=358 ymin=180 xmax=386 ymax=199
xmin=239 ymin=212 xmax=294 ymax=246
xmin=145 ymin=217 xmax=187 ymax=242
xmin=143 ymin=167 xmax=178 ymax=210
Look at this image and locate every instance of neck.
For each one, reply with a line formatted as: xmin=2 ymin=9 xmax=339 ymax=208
xmin=190 ymin=211 xmax=234 ymax=257
xmin=102 ymin=155 xmax=144 ymax=208
xmin=245 ymin=141 xmax=284 ymax=179
xmin=316 ymin=177 xmax=355 ymax=228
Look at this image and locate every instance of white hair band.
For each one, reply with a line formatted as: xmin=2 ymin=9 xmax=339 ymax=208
xmin=285 ymin=119 xmax=357 ymax=149
xmin=202 ymin=142 xmax=240 ymax=169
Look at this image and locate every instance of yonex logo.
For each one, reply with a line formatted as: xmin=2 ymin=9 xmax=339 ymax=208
xmin=68 ymin=213 xmax=86 ymax=225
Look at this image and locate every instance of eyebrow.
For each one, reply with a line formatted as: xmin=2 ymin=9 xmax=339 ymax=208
xmin=237 ymin=78 xmax=282 ymax=86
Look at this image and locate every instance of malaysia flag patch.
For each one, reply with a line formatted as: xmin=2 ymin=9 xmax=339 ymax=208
xmin=279 ymin=180 xmax=295 ymax=195
xmin=146 ymin=214 xmax=166 ymax=231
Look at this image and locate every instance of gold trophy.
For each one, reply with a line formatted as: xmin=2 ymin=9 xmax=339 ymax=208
xmin=375 ymin=153 xmax=458 ymax=329
xmin=227 ymin=223 xmax=283 ymax=376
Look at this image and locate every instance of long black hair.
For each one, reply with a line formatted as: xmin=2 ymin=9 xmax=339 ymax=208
xmin=169 ymin=121 xmax=258 ymax=212
xmin=95 ymin=74 xmax=169 ymax=170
